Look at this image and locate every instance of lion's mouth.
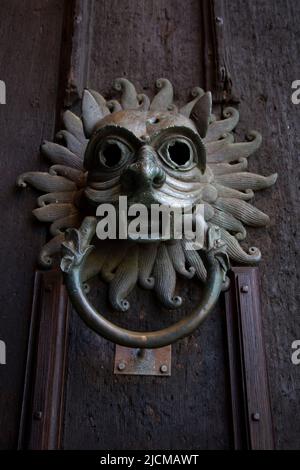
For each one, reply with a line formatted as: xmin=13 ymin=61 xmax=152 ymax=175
xmin=94 ymin=198 xmax=206 ymax=245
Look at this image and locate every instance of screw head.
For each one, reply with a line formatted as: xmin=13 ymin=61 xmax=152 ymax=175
xmin=33 ymin=411 xmax=42 ymax=420
xmin=252 ymin=412 xmax=260 ymax=422
xmin=160 ymin=364 xmax=168 ymax=373
xmin=83 ymin=282 xmax=90 ymax=294
xmin=241 ymin=285 xmax=249 ymax=293
xmin=118 ymin=362 xmax=126 ymax=371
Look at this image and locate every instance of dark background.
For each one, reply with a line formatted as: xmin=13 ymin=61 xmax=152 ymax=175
xmin=0 ymin=0 xmax=299 ymax=449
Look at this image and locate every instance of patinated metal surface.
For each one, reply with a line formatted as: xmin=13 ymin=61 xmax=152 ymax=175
xmin=114 ymin=345 xmax=171 ymax=376
xmin=61 ymin=220 xmax=228 ymax=348
xmin=17 ymin=76 xmax=276 ymax=347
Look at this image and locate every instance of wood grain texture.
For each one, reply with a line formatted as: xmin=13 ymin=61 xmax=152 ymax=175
xmin=18 ymin=271 xmax=70 ymax=450
xmin=225 ymin=268 xmax=274 ymax=450
xmin=87 ymin=0 xmax=206 ymax=104
xmin=0 ymin=0 xmax=65 ymax=449
xmin=63 ymin=281 xmax=232 ymax=450
xmin=222 ymin=0 xmax=300 ymax=449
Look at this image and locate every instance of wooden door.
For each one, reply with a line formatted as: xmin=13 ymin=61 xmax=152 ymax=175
xmin=1 ymin=0 xmax=299 ymax=450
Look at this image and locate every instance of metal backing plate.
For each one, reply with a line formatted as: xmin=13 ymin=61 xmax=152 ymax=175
xmin=114 ymin=345 xmax=171 ymax=376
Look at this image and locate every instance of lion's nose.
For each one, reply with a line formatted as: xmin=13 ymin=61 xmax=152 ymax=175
xmin=121 ymin=145 xmax=166 ymax=191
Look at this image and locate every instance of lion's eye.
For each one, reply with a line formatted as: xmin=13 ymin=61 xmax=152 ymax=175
xmin=168 ymin=141 xmax=191 ymax=166
xmin=158 ymin=139 xmax=195 ymax=170
xmin=98 ymin=139 xmax=132 ymax=169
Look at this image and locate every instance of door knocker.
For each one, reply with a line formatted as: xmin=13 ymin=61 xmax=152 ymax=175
xmin=17 ymin=78 xmax=277 ymax=349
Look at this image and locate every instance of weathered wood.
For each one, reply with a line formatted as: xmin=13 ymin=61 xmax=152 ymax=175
xmin=1 ymin=0 xmax=299 ymax=451
xmin=60 ymin=0 xmax=94 ymax=108
xmin=0 ymin=0 xmax=65 ymax=449
xmin=200 ymin=0 xmax=220 ymax=99
xmin=87 ymin=0 xmax=207 ymax=103
xmin=222 ymin=0 xmax=300 ymax=449
xmin=63 ymin=281 xmax=231 ymax=450
xmin=18 ymin=270 xmax=70 ymax=450
xmin=225 ymin=267 xmax=274 ymax=450
xmin=212 ymin=0 xmax=239 ymax=103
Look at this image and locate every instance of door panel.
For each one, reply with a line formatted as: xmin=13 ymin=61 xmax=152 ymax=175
xmin=60 ymin=0 xmax=232 ymax=450
xmin=88 ymin=0 xmax=205 ymax=97
xmin=63 ymin=289 xmax=231 ymax=449
xmin=2 ymin=0 xmax=298 ymax=451
xmin=0 ymin=0 xmax=65 ymax=449
xmin=222 ymin=0 xmax=300 ymax=449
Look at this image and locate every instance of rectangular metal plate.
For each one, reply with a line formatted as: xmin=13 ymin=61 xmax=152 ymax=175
xmin=114 ymin=345 xmax=172 ymax=376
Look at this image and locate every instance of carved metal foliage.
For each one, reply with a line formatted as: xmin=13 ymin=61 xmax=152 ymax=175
xmin=17 ymin=78 xmax=277 ymax=311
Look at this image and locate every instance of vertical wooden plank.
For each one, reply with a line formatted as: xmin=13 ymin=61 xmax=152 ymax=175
xmin=0 ymin=0 xmax=66 ymax=449
xmin=61 ymin=0 xmax=94 ymax=108
xmin=224 ymin=278 xmax=246 ymax=449
xmin=225 ymin=267 xmax=274 ymax=449
xmin=222 ymin=0 xmax=300 ymax=448
xmin=18 ymin=271 xmax=70 ymax=450
xmin=200 ymin=0 xmax=218 ymax=96
xmin=211 ymin=0 xmax=238 ymax=103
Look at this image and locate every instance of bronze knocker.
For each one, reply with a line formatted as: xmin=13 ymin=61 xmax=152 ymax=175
xmin=17 ymin=78 xmax=277 ymax=349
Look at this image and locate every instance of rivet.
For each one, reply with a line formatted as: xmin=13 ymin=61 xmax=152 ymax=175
xmin=241 ymin=285 xmax=249 ymax=293
xmin=33 ymin=411 xmax=43 ymax=420
xmin=216 ymin=16 xmax=224 ymax=25
xmin=83 ymin=282 xmax=90 ymax=294
xmin=252 ymin=412 xmax=260 ymax=422
xmin=118 ymin=362 xmax=126 ymax=371
xmin=160 ymin=364 xmax=168 ymax=373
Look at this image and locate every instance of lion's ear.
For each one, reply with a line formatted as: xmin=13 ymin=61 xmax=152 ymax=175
xmin=190 ymin=91 xmax=212 ymax=138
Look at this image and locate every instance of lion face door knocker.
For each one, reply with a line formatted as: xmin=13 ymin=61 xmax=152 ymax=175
xmin=17 ymin=78 xmax=277 ymax=353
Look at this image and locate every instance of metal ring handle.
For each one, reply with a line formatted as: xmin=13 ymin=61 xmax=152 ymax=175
xmin=61 ymin=217 xmax=229 ymax=349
